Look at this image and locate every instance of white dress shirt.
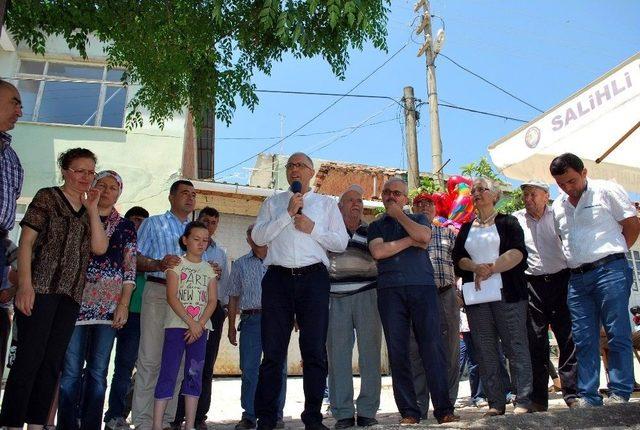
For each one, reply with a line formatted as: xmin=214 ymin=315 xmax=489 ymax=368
xmin=514 ymin=207 xmax=568 ymax=276
xmin=252 ymin=190 xmax=349 ymax=268
xmin=552 ymin=178 xmax=636 ymax=268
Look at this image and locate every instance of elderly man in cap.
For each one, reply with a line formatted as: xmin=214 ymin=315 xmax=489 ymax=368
xmin=513 ymin=180 xmax=578 ymax=411
xmin=327 ymin=185 xmax=381 ymax=429
xmin=409 ymin=192 xmax=460 ymax=416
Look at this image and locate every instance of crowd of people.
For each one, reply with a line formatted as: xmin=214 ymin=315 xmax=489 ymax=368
xmin=1 ymin=77 xmax=640 ymax=430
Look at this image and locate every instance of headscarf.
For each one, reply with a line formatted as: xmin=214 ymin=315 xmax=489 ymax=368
xmin=93 ymin=170 xmax=123 ymax=197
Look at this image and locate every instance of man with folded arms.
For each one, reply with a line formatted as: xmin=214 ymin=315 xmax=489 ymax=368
xmin=327 ymin=184 xmax=381 ymax=429
xmin=252 ymin=152 xmax=348 ymax=430
xmin=550 ymin=153 xmax=640 ymax=406
xmin=513 ymin=180 xmax=577 ymax=411
xmin=367 ymin=178 xmax=458 ymax=425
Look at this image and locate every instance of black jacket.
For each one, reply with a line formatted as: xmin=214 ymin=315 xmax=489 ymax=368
xmin=452 ymin=213 xmax=529 ymax=303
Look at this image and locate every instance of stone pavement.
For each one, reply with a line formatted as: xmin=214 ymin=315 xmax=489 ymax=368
xmin=203 ymin=376 xmax=640 ymax=429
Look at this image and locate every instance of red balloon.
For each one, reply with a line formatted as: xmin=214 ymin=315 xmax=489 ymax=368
xmin=446 ymin=175 xmax=473 ymax=197
xmin=432 ymin=192 xmax=453 ymax=217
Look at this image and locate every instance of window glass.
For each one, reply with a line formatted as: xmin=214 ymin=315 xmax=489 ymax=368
xmin=16 ymin=79 xmax=40 ymax=121
xmin=106 ymin=69 xmax=124 ymax=82
xmin=101 ymin=86 xmax=127 ymax=128
xmin=38 ymin=81 xmax=100 ymax=125
xmin=19 ymin=60 xmax=45 ymax=75
xmin=47 ymin=63 xmax=103 ymax=80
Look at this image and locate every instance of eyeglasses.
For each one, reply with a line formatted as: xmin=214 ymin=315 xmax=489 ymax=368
xmin=381 ymin=189 xmax=406 ymax=197
xmin=471 ymin=187 xmax=491 ymax=194
xmin=414 ymin=200 xmax=435 ymax=207
xmin=66 ymin=167 xmax=96 ymax=177
xmin=285 ymin=162 xmax=312 ymax=170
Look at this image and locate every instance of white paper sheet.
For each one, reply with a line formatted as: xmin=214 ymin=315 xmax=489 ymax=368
xmin=462 ymin=274 xmax=503 ymax=305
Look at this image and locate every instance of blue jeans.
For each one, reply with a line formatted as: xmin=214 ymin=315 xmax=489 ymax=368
xmin=59 ymin=324 xmax=117 ymax=430
xmin=239 ymin=313 xmax=286 ymax=423
xmin=459 ymin=332 xmax=484 ymax=403
xmin=568 ymin=258 xmax=634 ymax=405
xmin=377 ymin=285 xmax=453 ymax=421
xmin=104 ymin=312 xmax=141 ymax=422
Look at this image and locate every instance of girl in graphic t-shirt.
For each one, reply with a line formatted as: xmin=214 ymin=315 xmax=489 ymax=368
xmin=152 ymin=221 xmax=218 ymax=430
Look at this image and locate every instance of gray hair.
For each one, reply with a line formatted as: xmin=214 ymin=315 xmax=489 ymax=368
xmin=382 ymin=177 xmax=408 ymax=194
xmin=288 ymin=152 xmax=314 ymax=169
xmin=473 ymin=177 xmax=502 ymax=202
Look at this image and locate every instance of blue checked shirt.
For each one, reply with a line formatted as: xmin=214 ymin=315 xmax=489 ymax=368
xmin=227 ymin=251 xmax=267 ymax=311
xmin=0 ymin=132 xmax=24 ymax=231
xmin=428 ymin=226 xmax=457 ymax=290
xmin=203 ymin=241 xmax=230 ymax=305
xmin=137 ymin=210 xmax=190 ymax=279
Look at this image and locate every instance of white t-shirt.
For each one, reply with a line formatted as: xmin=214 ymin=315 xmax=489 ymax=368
xmin=552 ymin=179 xmax=636 ymax=268
xmin=465 ymin=224 xmax=500 ymax=264
xmin=164 ymin=256 xmax=217 ymax=330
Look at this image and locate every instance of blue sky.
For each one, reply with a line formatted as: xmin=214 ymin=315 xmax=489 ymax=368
xmin=214 ymin=0 xmax=640 ymax=189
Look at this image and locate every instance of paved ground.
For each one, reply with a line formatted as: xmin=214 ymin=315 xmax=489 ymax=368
xmin=204 ymin=376 xmax=640 ymax=429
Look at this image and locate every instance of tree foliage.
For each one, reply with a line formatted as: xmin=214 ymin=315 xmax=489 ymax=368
xmin=6 ymin=0 xmax=390 ymax=128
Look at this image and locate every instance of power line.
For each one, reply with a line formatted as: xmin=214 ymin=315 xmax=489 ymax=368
xmin=437 ymin=102 xmax=528 ymax=123
xmin=213 ymin=43 xmax=409 ymax=179
xmin=439 ymin=53 xmax=544 ymax=113
xmin=216 ymin=117 xmax=398 ymax=141
xmin=255 ymin=89 xmax=404 ymax=107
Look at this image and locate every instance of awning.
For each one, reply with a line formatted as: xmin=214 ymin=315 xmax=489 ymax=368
xmin=489 ymin=53 xmax=640 ymax=193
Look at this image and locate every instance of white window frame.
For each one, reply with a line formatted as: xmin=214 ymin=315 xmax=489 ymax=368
xmin=14 ymin=59 xmax=127 ymax=128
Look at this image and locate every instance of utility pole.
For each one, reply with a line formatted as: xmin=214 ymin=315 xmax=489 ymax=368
xmin=416 ymin=0 xmax=445 ymax=189
xmin=403 ymin=86 xmax=420 ymax=190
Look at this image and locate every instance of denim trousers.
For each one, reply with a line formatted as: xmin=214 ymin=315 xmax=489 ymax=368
xmin=377 ymin=285 xmax=454 ymax=422
xmin=567 ymin=258 xmax=634 ymax=405
xmin=459 ymin=332 xmax=484 ymax=403
xmin=239 ymin=313 xmax=286 ymax=423
xmin=59 ymin=324 xmax=118 ymax=430
xmin=255 ymin=266 xmax=330 ymax=429
xmin=104 ymin=312 xmax=141 ymax=423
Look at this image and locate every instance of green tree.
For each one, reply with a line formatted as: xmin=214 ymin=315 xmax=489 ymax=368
xmin=460 ymin=156 xmax=524 ymax=214
xmin=6 ymin=0 xmax=389 ymax=128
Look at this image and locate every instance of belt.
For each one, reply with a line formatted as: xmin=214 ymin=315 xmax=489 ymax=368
xmin=270 ymin=262 xmax=325 ymax=276
xmin=526 ymin=268 xmax=570 ymax=284
xmin=570 ymin=253 xmax=625 ymax=275
xmin=147 ymin=276 xmax=167 ymax=285
xmin=241 ymin=309 xmax=262 ymax=315
xmin=438 ymin=284 xmax=454 ymax=295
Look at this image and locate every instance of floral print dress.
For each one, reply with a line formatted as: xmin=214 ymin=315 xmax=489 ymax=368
xmin=76 ymin=208 xmax=137 ymax=325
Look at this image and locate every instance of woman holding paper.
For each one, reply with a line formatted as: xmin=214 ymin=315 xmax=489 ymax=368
xmin=452 ymin=177 xmax=532 ymax=417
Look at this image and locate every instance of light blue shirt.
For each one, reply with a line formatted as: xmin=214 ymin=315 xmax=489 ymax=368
xmin=137 ymin=210 xmax=190 ymax=279
xmin=203 ymin=241 xmax=230 ymax=305
xmin=227 ymin=251 xmax=267 ymax=311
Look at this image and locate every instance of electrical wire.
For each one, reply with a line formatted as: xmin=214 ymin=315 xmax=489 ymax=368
xmin=213 ymin=43 xmax=409 ymax=179
xmin=439 ymin=53 xmax=544 ymax=113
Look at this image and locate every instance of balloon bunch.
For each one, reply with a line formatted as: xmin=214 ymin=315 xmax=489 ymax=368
xmin=430 ymin=175 xmax=476 ymax=230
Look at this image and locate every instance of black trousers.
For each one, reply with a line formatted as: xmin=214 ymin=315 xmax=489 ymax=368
xmin=255 ymin=266 xmax=330 ymax=430
xmin=526 ymin=270 xmax=578 ymax=407
xmin=0 ymin=294 xmax=79 ymax=426
xmin=173 ymin=300 xmax=226 ymax=425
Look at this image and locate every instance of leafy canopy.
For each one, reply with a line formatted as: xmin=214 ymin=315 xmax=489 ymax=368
xmin=7 ymin=0 xmax=390 ymax=128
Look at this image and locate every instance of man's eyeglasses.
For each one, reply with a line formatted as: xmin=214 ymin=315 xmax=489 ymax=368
xmin=285 ymin=162 xmax=311 ymax=170
xmin=471 ymin=187 xmax=491 ymax=194
xmin=414 ymin=200 xmax=435 ymax=207
xmin=66 ymin=167 xmax=96 ymax=177
xmin=381 ymin=189 xmax=406 ymax=197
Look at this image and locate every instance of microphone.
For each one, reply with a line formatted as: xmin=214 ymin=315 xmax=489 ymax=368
xmin=291 ymin=181 xmax=303 ymax=215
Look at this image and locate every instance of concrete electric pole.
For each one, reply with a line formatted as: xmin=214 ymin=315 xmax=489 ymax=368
xmin=416 ymin=0 xmax=445 ymax=189
xmin=403 ymin=86 xmax=420 ymax=191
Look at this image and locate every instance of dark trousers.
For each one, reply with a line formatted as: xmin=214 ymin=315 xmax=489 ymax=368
xmin=377 ymin=285 xmax=453 ymax=422
xmin=173 ymin=301 xmax=226 ymax=425
xmin=0 ymin=294 xmax=80 ymax=427
xmin=0 ymin=307 xmax=11 ymax=383
xmin=526 ymin=270 xmax=578 ymax=407
xmin=255 ymin=266 xmax=330 ymax=429
xmin=459 ymin=332 xmax=484 ymax=402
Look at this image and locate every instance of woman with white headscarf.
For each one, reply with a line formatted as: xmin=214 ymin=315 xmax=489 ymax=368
xmin=58 ymin=170 xmax=137 ymax=430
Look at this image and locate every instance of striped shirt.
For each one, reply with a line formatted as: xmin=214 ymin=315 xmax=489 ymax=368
xmin=227 ymin=251 xmax=267 ymax=311
xmin=428 ymin=226 xmax=457 ymax=290
xmin=203 ymin=241 xmax=230 ymax=305
xmin=0 ymin=132 xmax=24 ymax=231
xmin=137 ymin=210 xmax=190 ymax=279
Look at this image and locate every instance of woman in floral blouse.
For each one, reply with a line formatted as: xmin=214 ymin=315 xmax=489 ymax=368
xmin=58 ymin=170 xmax=137 ymax=430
